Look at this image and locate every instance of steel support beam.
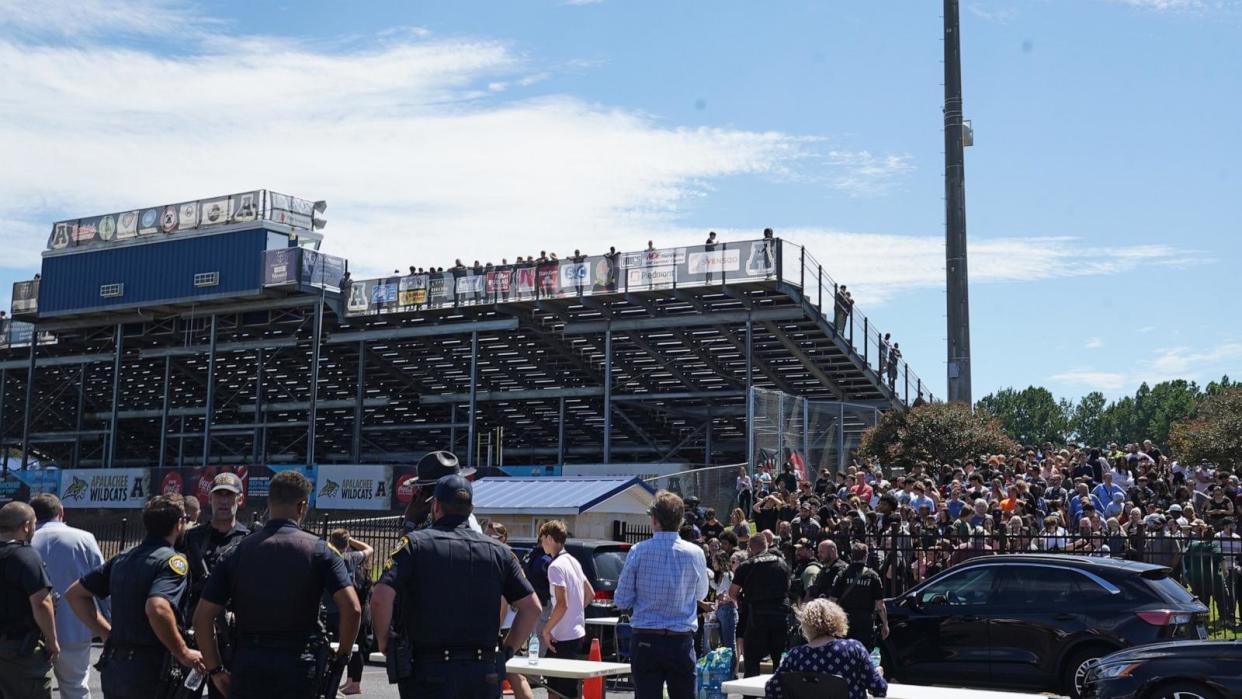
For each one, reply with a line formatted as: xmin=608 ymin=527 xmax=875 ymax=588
xmin=467 ymin=331 xmax=478 ymax=468
xmin=327 ymin=318 xmax=518 ymax=344
xmin=201 ymin=315 xmax=217 ymax=467
xmin=603 ymin=321 xmax=612 ymax=464
xmin=0 ymin=369 xmax=6 ymax=470
xmin=253 ymin=347 xmax=265 ymax=466
xmin=761 ymin=321 xmax=845 ymax=400
xmin=557 ymin=397 xmax=566 ymax=465
xmin=140 ymin=337 xmax=299 ymax=359
xmin=158 ymin=356 xmax=171 ymax=469
xmin=105 ymin=324 xmax=124 ymax=468
xmin=562 ymin=307 xmax=803 ymax=335
xmin=73 ymin=364 xmax=86 ymax=468
xmin=306 ymin=298 xmax=324 ymax=467
xmin=745 ymin=315 xmax=754 ymax=475
xmin=0 ymin=353 xmax=114 ymax=371
xmin=20 ymin=339 xmax=36 ymax=469
xmin=352 ymin=341 xmax=364 ymax=463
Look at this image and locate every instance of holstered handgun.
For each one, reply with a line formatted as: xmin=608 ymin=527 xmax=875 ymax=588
xmin=384 ymin=632 xmax=414 ymax=684
xmin=318 ymin=652 xmax=350 ymax=699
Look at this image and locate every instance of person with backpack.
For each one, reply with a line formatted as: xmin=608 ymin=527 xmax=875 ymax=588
xmin=325 ymin=528 xmax=373 ymax=696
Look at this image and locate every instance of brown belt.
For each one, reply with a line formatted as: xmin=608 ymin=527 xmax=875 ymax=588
xmin=633 ymin=628 xmax=693 ymax=637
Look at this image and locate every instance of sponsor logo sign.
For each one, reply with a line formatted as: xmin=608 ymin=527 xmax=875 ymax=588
xmin=116 ymin=211 xmax=139 ymax=239
xmin=622 ymin=248 xmax=686 ymax=268
xmin=59 ymin=468 xmax=150 ymax=509
xmin=626 ymin=265 xmax=676 ymax=287
xmin=315 ymin=464 xmax=391 ymax=510
xmin=559 ymin=263 xmax=590 ymax=287
xmin=199 ymin=198 xmax=229 ymax=226
xmin=688 ymin=248 xmax=740 ymax=274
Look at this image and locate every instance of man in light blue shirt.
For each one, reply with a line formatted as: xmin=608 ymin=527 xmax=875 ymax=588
xmin=615 ymin=490 xmax=710 ymax=699
xmin=30 ymin=494 xmax=105 ymax=699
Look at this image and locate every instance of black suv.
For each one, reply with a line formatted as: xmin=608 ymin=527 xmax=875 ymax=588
xmin=881 ymin=554 xmax=1208 ymax=699
xmin=507 ymin=538 xmax=631 ymax=618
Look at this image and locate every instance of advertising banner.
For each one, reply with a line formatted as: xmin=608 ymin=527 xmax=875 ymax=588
xmin=0 ymin=470 xmax=60 ymax=504
xmin=48 ymin=221 xmax=74 ymax=250
xmin=392 ymin=467 xmax=419 ymax=509
xmin=229 ymin=191 xmax=261 ymax=223
xmin=137 ymin=208 xmax=161 ymax=236
xmin=398 ymin=275 xmax=428 ymax=307
xmin=248 ymin=465 xmax=318 ymax=506
xmin=456 ymin=274 xmax=485 ymax=298
xmin=315 ymin=464 xmax=392 ymax=510
xmin=622 ymin=247 xmax=685 ymax=269
xmin=199 ymin=198 xmax=230 ymax=227
xmin=11 ymin=280 xmax=39 ymax=314
xmin=59 ymin=468 xmax=150 ymax=509
xmin=299 ymin=249 xmax=347 ymax=289
xmin=264 ymin=248 xmax=297 ymax=286
xmin=427 ymin=272 xmax=456 ymax=303
xmin=591 ymin=255 xmax=618 ymax=293
xmin=346 ymin=281 xmax=371 ymax=314
xmin=626 ymin=265 xmax=675 ymax=288
xmin=742 ymin=240 xmax=776 ymax=278
xmin=559 ymin=262 xmax=590 ymax=289
xmin=74 ymin=216 xmax=101 ymax=244
xmin=687 ymin=248 xmax=741 ymax=275
xmin=116 ymin=211 xmax=139 ymax=239
xmin=158 ymin=466 xmax=250 ymax=510
xmin=177 ymin=201 xmax=200 ymax=229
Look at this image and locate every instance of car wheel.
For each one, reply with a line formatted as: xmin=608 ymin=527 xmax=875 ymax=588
xmin=1146 ymin=681 xmax=1222 ymax=699
xmin=1064 ymin=648 xmax=1107 ymax=699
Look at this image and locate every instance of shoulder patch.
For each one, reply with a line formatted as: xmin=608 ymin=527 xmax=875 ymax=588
xmin=383 ymin=556 xmax=394 ymax=571
xmin=168 ymin=554 xmax=189 ymax=576
xmin=327 ymin=543 xmax=342 ymax=557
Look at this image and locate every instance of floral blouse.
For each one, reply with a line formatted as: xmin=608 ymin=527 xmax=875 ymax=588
xmin=764 ymin=638 xmax=887 ymax=699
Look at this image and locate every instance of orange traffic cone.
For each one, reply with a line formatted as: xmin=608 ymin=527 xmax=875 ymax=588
xmin=584 ymin=637 xmax=603 ymax=699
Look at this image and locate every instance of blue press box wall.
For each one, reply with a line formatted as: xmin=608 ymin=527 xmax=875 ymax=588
xmin=39 ymin=229 xmax=270 ymax=316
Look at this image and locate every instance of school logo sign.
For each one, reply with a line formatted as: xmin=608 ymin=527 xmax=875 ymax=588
xmin=315 ymin=465 xmax=392 ymax=511
xmin=59 ymin=469 xmax=150 ymax=509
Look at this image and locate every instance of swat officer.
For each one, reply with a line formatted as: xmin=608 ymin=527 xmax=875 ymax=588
xmin=829 ymin=541 xmax=888 ymax=650
xmin=65 ymin=494 xmax=203 ymax=699
xmin=728 ymin=534 xmax=790 ymax=678
xmin=0 ymin=502 xmax=59 ymax=699
xmin=399 ymin=451 xmax=481 ymax=534
xmin=181 ymin=473 xmax=250 ymax=698
xmin=193 ymin=470 xmax=359 ymax=699
xmin=371 ymin=474 xmax=541 ymax=699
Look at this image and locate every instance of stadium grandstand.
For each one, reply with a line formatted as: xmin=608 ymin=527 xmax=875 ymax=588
xmin=0 ymin=190 xmax=931 ymax=480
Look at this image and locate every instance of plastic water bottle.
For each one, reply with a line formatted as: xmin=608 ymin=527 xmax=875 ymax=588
xmin=183 ymin=668 xmax=204 ymax=691
xmin=869 ymin=647 xmax=882 ymax=669
xmin=528 ymin=633 xmax=540 ymax=665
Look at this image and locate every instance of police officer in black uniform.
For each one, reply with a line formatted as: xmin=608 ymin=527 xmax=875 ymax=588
xmin=371 ymin=474 xmax=541 ymax=699
xmin=728 ymin=534 xmax=790 ymax=678
xmin=181 ymin=472 xmax=250 ymax=698
xmin=829 ymin=541 xmax=888 ymax=650
xmin=65 ymin=494 xmax=203 ymax=699
xmin=0 ymin=502 xmax=59 ymax=699
xmin=193 ymin=470 xmax=359 ymax=699
xmin=399 ymin=451 xmax=479 ymax=535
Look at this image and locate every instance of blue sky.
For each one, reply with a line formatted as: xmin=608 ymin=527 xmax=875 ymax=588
xmin=0 ymin=0 xmax=1238 ymax=401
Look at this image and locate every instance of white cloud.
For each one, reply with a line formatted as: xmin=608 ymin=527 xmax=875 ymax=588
xmin=1085 ymin=337 xmax=1104 ymax=349
xmin=0 ymin=15 xmax=812 ymax=276
xmin=1145 ymin=343 xmax=1242 ymax=378
xmin=564 ymin=0 xmax=605 ymax=5
xmin=1049 ymin=371 xmax=1130 ymax=392
xmin=1105 ymin=0 xmax=1238 ymax=13
xmin=968 ymin=4 xmax=1020 ymax=23
xmin=0 ymin=0 xmax=212 ymax=38
xmin=826 ymin=150 xmax=915 ymax=197
xmin=745 ymin=230 xmax=1201 ymax=304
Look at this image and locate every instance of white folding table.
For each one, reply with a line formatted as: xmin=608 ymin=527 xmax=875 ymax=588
xmin=721 ymin=675 xmax=1054 ymax=699
xmin=505 ymin=657 xmax=631 ymax=699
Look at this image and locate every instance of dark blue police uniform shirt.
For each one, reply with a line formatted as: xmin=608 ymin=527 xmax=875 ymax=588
xmin=80 ymin=536 xmax=188 ymax=647
xmin=201 ymin=519 xmax=351 ymax=636
xmin=0 ymin=541 xmax=52 ymax=634
xmin=379 ymin=514 xmax=532 ymax=648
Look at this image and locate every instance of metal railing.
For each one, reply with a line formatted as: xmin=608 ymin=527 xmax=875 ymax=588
xmin=778 ymin=241 xmax=934 ymax=404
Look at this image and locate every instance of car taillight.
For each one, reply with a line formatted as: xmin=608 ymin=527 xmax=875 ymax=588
xmin=591 ymin=590 xmax=614 ymax=607
xmin=1136 ymin=610 xmax=1193 ymax=626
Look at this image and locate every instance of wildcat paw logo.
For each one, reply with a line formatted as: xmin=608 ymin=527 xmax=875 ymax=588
xmin=63 ymin=476 xmax=89 ymax=501
xmin=319 ymin=479 xmax=340 ymax=498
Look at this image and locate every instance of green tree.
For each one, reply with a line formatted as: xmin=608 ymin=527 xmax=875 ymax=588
xmin=1169 ymin=386 xmax=1242 ymax=469
xmin=1069 ymin=391 xmax=1108 ymax=445
xmin=860 ymin=402 xmax=1016 ymax=471
xmin=975 ymin=386 xmax=1069 ymax=445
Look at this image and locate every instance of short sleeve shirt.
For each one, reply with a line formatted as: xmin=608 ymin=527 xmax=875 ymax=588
xmin=546 ymin=552 xmax=587 ymax=641
xmin=80 ymin=538 xmax=189 ymax=646
xmin=0 ymin=542 xmax=51 ymax=633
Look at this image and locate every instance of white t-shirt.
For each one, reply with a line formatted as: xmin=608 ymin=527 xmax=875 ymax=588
xmin=547 ymin=552 xmax=588 ymax=642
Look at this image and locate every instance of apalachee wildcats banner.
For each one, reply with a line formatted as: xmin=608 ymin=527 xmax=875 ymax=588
xmin=59 ymin=468 xmax=150 ymax=509
xmin=315 ymin=464 xmax=391 ymax=510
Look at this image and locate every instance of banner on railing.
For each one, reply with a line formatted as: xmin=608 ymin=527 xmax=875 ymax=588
xmin=157 ymin=466 xmax=250 ymax=509
xmin=60 ymin=468 xmax=150 ymax=509
xmin=0 ymin=470 xmax=60 ymax=504
xmin=315 ymin=464 xmax=392 ymax=510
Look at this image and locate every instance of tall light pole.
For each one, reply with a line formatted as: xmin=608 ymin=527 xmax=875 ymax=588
xmin=944 ymin=0 xmax=973 ymax=404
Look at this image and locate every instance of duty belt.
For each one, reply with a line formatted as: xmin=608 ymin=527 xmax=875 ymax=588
xmin=236 ymin=633 xmax=323 ymax=652
xmin=413 ymin=645 xmax=497 ymax=663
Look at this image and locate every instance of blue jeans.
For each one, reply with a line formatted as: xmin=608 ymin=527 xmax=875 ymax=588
xmin=715 ymin=604 xmax=738 ymax=657
xmin=631 ymin=633 xmax=695 ymax=699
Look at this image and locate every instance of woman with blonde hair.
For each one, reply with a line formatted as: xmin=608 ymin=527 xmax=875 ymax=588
xmin=764 ymin=599 xmax=886 ymax=699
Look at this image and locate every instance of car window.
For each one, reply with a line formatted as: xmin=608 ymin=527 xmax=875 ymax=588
xmin=919 ymin=566 xmax=997 ymax=606
xmin=1148 ymin=575 xmax=1196 ymax=604
xmin=995 ymin=565 xmax=1095 ymax=606
xmin=592 ymin=548 xmax=628 ymax=582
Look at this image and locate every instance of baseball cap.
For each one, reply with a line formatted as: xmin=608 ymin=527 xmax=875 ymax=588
xmin=433 ymin=474 xmax=473 ymax=504
xmin=210 ymin=472 xmax=243 ymax=494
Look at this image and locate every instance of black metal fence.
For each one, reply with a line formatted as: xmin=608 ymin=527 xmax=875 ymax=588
xmin=313 ymin=513 xmax=405 ymax=581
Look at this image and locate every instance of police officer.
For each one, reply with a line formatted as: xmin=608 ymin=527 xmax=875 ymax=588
xmin=371 ymin=474 xmax=541 ymax=699
xmin=193 ymin=470 xmax=359 ymax=699
xmin=728 ymin=534 xmax=790 ymax=678
xmin=399 ymin=451 xmax=481 ymax=534
xmin=65 ymin=494 xmax=203 ymax=699
xmin=829 ymin=541 xmax=888 ymax=650
xmin=0 ymin=502 xmax=59 ymax=699
xmin=181 ymin=473 xmax=250 ymax=698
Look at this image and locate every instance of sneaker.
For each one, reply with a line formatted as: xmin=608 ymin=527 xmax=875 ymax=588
xmin=340 ymin=681 xmax=362 ymax=696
